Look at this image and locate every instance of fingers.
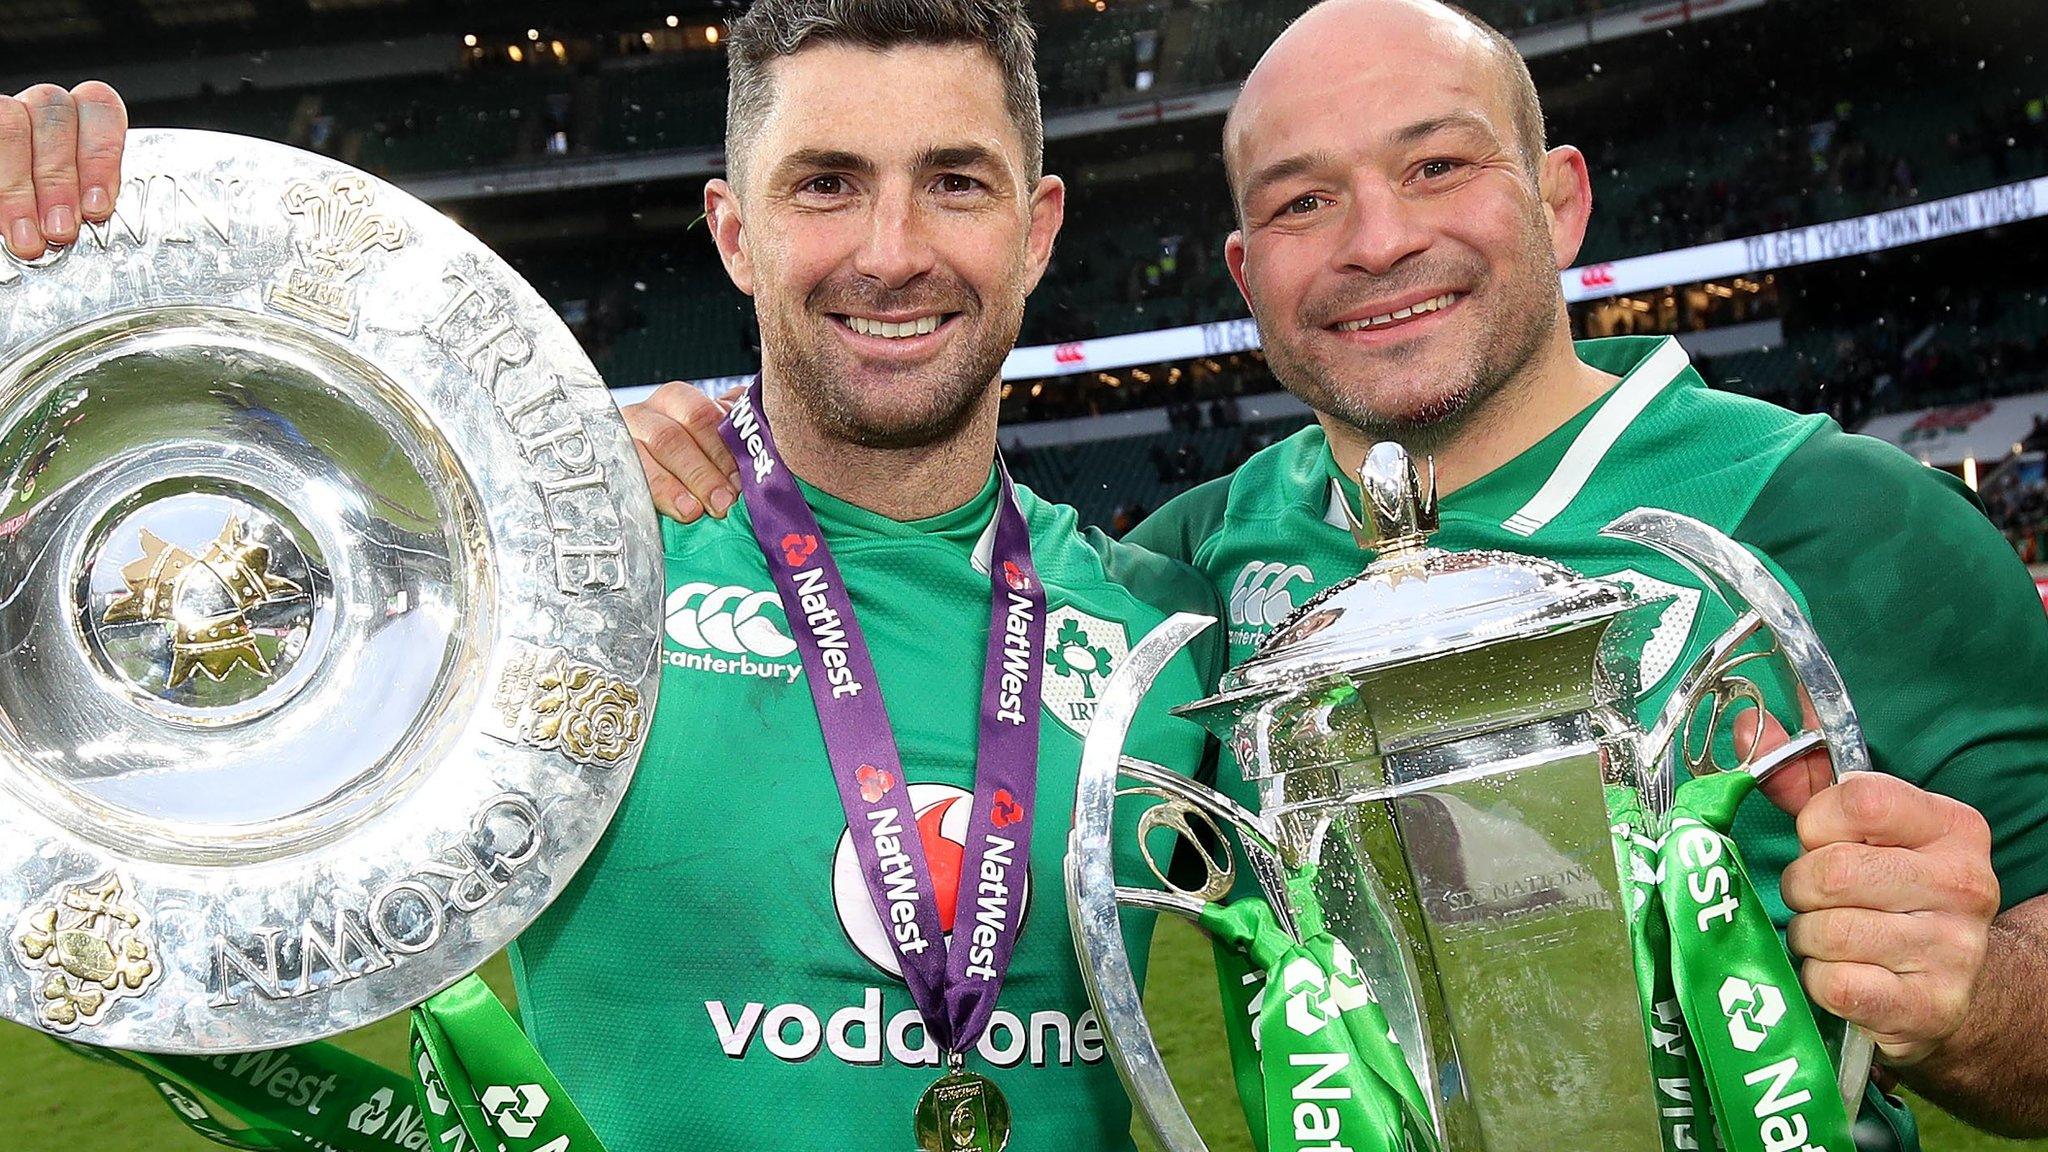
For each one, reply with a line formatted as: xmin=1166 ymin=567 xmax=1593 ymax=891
xmin=624 ymin=403 xmax=730 ymax=524
xmin=0 ymin=81 xmax=126 ymax=260
xmin=22 ymin=84 xmax=80 ymax=247
xmin=0 ymin=93 xmax=40 ymax=260
xmin=640 ymin=381 xmax=740 ymax=514
xmin=1799 ymin=957 xmax=1973 ymax=1062
xmin=1782 ymin=840 xmax=2000 ymax=918
xmin=1794 ymin=772 xmax=1992 ymax=853
xmin=71 ymin=81 xmax=127 ymax=223
xmin=634 ymin=438 xmax=702 ymax=523
xmin=1787 ymin=906 xmax=1984 ymax=975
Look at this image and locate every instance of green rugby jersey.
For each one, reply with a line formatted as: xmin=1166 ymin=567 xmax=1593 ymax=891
xmin=1129 ymin=334 xmax=2048 ymax=925
xmin=510 ymin=467 xmax=1224 ymax=1152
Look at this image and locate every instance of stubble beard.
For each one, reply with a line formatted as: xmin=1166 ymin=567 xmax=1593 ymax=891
xmin=759 ymin=273 xmax=1025 ymax=451
xmin=1261 ymin=219 xmax=1564 ymax=458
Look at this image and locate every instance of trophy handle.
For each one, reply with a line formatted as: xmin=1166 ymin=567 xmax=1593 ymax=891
xmin=1600 ymin=507 xmax=1876 ymax=1113
xmin=1066 ymin=611 xmax=1286 ymax=1152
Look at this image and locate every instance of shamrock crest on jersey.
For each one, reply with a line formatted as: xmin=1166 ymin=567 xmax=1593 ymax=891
xmin=1040 ymin=606 xmax=1128 ymax=736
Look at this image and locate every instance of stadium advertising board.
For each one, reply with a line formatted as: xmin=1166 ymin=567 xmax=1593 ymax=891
xmin=1858 ymin=391 xmax=2048 ymax=468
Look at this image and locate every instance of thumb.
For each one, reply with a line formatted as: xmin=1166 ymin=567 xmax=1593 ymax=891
xmin=1735 ymin=693 xmax=1834 ymax=817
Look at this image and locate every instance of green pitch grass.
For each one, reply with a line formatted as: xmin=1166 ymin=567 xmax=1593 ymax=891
xmin=1 ymin=919 xmax=2040 ymax=1149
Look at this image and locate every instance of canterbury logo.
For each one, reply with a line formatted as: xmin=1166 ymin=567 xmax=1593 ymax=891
xmin=1228 ymin=561 xmax=1315 ymax=630
xmin=666 ymin=583 xmax=798 ymax=659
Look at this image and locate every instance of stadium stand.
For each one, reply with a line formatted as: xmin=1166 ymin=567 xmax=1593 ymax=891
xmin=1009 ymin=411 xmax=1312 ymax=532
xmin=22 ymin=0 xmax=2048 ymax=560
xmin=113 ymin=0 xmax=1659 ymax=180
xmin=329 ymin=0 xmax=2044 ymax=384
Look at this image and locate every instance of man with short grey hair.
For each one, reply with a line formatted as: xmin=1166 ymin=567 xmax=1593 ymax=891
xmin=1 ymin=2 xmax=1237 ymax=1150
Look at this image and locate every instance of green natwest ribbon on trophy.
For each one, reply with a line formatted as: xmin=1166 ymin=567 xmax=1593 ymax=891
xmin=1608 ymin=771 xmax=1855 ymax=1152
xmin=1200 ymin=772 xmax=1857 ymax=1152
xmin=51 ymin=976 xmax=610 ymax=1152
xmin=1201 ymin=865 xmax=1440 ymax=1152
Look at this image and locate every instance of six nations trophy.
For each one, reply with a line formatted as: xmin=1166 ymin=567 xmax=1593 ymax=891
xmin=0 ymin=124 xmax=661 ymax=1081
xmin=1068 ymin=443 xmax=1878 ymax=1152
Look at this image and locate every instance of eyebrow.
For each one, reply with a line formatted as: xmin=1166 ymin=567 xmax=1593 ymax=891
xmin=772 ymin=148 xmax=877 ymax=180
xmin=1242 ymin=150 xmax=1344 ymax=207
xmin=917 ymin=144 xmax=1006 ymax=173
xmin=1391 ymin=110 xmax=1501 ymax=147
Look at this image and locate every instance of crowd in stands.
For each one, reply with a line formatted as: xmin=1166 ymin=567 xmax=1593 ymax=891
xmin=1985 ymin=426 xmax=2048 ymax=563
xmin=144 ymin=0 xmax=1905 ymax=193
xmin=1591 ymin=90 xmax=2047 ymax=262
xmin=119 ymin=0 xmax=2048 ymax=399
xmin=999 ymin=354 xmax=1265 ymax=425
xmin=1695 ymin=287 xmax=2048 ymax=428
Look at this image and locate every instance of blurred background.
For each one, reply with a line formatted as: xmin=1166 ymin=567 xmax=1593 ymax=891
xmin=2 ymin=0 xmax=2046 ymax=1146
xmin=4 ymin=0 xmax=2043 ymax=572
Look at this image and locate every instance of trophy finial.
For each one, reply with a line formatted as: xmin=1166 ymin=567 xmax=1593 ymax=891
xmin=1349 ymin=441 xmax=1439 ymax=556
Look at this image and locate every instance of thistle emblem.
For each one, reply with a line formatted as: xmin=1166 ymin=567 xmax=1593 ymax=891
xmin=265 ymin=172 xmax=407 ymax=335
xmin=14 ymin=873 xmax=159 ymax=1032
xmin=102 ymin=517 xmax=304 ymax=688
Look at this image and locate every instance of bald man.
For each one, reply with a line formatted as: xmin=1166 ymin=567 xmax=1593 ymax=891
xmin=1125 ymin=1 xmax=2048 ymax=1142
xmin=615 ymin=0 xmax=2048 ymax=1142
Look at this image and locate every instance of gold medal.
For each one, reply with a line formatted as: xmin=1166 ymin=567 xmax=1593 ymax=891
xmin=913 ymin=1057 xmax=1011 ymax=1152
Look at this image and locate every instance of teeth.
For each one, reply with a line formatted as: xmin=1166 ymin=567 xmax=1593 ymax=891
xmin=1337 ymin=293 xmax=1459 ymax=332
xmin=844 ymin=315 xmax=942 ymax=339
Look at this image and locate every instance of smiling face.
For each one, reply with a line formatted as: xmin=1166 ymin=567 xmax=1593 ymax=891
xmin=707 ymin=41 xmax=1063 ymax=450
xmin=1224 ymin=0 xmax=1590 ymax=450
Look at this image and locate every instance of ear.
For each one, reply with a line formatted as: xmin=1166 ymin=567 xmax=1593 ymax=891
xmin=705 ymin=178 xmax=755 ymax=297
xmin=1537 ymin=145 xmax=1593 ymax=271
xmin=1224 ymin=229 xmax=1253 ymax=313
xmin=1019 ymin=174 xmax=1067 ymax=297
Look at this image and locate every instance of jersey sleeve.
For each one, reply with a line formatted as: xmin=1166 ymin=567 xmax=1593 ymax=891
xmin=1124 ymin=474 xmax=1234 ymax=566
xmin=1737 ymin=427 xmax=2048 ymax=909
xmin=1085 ymin=527 xmax=1230 ymax=697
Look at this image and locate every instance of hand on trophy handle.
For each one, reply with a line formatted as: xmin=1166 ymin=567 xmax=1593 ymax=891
xmin=0 ymin=80 xmax=126 ymax=260
xmin=1603 ymin=506 xmax=1885 ymax=1107
xmin=1735 ymin=699 xmax=1999 ymax=1071
xmin=1769 ymin=741 xmax=2002 ymax=1072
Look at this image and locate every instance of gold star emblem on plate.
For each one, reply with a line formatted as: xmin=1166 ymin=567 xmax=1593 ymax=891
xmin=101 ymin=516 xmax=304 ymax=688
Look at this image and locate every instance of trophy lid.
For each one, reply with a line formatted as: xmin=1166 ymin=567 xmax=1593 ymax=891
xmin=1203 ymin=442 xmax=1632 ymax=703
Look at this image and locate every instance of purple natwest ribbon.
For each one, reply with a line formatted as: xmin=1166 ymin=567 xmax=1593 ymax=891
xmin=718 ymin=382 xmax=1048 ymax=1059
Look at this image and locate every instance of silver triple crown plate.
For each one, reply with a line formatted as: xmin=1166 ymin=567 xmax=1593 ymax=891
xmin=0 ymin=129 xmax=663 ymax=1052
